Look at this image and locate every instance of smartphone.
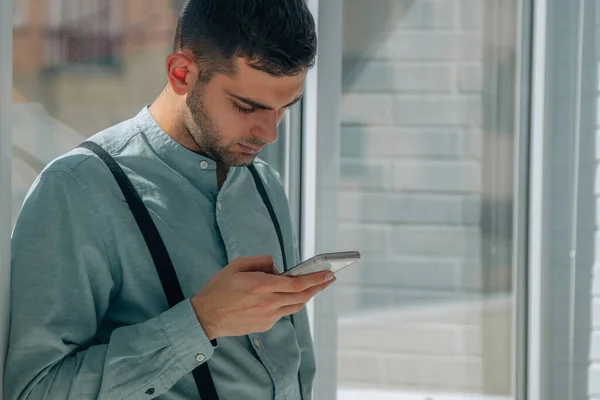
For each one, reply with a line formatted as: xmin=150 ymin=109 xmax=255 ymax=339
xmin=281 ymin=251 xmax=361 ymax=277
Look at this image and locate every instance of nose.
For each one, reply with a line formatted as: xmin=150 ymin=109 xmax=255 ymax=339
xmin=251 ymin=110 xmax=280 ymax=144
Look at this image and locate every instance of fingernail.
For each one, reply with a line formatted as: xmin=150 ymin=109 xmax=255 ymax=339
xmin=324 ymin=272 xmax=335 ymax=282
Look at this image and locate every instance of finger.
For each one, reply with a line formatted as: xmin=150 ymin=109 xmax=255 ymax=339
xmin=230 ymin=254 xmax=277 ymax=273
xmin=248 ymin=269 xmax=335 ymax=294
xmin=277 ymin=302 xmax=308 ymax=317
xmin=277 ymin=277 xmax=336 ymax=305
xmin=244 ymin=272 xmax=292 ymax=294
xmin=277 ymin=270 xmax=335 ymax=293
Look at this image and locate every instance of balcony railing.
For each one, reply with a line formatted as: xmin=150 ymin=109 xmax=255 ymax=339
xmin=44 ymin=1 xmax=121 ymax=69
xmin=45 ymin=27 xmax=121 ymax=68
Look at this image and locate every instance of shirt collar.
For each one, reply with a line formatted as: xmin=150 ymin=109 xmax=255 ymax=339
xmin=134 ymin=106 xmax=218 ymax=172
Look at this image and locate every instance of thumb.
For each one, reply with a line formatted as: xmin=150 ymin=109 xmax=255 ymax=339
xmin=230 ymin=254 xmax=279 ymax=274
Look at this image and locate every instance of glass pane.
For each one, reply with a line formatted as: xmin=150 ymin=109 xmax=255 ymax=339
xmin=12 ymin=0 xmax=176 ymax=225
xmin=261 ymin=105 xmax=302 ymax=233
xmin=11 ymin=0 xmax=295 ymax=228
xmin=323 ymin=0 xmax=523 ymax=398
xmin=538 ymin=1 xmax=599 ymax=399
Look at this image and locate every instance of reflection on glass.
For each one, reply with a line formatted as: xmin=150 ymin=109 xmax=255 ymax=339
xmin=11 ymin=0 xmax=291 ymax=227
xmin=334 ymin=0 xmax=519 ymax=398
xmin=12 ymin=0 xmax=180 ymax=225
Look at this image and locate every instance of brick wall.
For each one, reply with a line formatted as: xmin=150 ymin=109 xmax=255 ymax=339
xmin=335 ymin=0 xmax=510 ymax=394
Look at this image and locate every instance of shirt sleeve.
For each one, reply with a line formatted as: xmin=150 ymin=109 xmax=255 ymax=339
xmin=4 ymin=169 xmax=215 ymax=400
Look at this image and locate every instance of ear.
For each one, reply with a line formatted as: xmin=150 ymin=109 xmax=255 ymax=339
xmin=166 ymin=52 xmax=198 ymax=96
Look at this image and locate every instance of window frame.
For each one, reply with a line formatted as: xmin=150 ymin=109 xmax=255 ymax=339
xmin=526 ymin=1 xmax=598 ymax=400
xmin=527 ymin=0 xmax=548 ymax=397
xmin=0 ymin=0 xmax=13 ymax=397
xmin=1 ymin=0 xmax=580 ymax=399
xmin=301 ymin=0 xmax=343 ymax=399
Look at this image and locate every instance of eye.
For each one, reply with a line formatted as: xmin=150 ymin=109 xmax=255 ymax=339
xmin=235 ymin=103 xmax=256 ymax=114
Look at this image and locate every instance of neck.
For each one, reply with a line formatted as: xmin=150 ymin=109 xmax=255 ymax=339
xmin=149 ymin=89 xmax=202 ymax=153
xmin=150 ymin=89 xmax=232 ymax=189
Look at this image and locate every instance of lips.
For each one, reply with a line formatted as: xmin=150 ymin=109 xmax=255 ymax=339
xmin=238 ymin=143 xmax=264 ymax=154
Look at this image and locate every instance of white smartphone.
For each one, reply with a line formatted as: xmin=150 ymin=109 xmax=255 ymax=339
xmin=281 ymin=251 xmax=361 ymax=277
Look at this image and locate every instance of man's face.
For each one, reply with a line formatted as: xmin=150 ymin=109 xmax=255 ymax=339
xmin=185 ymin=58 xmax=306 ymax=166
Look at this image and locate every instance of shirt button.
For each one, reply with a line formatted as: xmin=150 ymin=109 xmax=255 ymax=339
xmin=200 ymin=160 xmax=209 ymax=169
xmin=253 ymin=338 xmax=261 ymax=348
xmin=217 ymin=202 xmax=222 ymax=211
xmin=196 ymin=353 xmax=205 ymax=362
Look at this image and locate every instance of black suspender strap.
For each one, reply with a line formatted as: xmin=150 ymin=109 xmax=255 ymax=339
xmin=79 ymin=141 xmax=304 ymax=400
xmin=78 ymin=141 xmax=185 ymax=308
xmin=79 ymin=141 xmax=219 ymax=400
xmin=246 ymin=164 xmax=288 ymax=271
xmin=247 ymin=163 xmax=304 ymax=400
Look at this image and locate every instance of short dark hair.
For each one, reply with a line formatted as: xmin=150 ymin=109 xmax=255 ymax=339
xmin=174 ymin=0 xmax=317 ymax=80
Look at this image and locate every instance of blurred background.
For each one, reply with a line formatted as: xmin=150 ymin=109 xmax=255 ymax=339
xmin=4 ymin=0 xmax=600 ymax=399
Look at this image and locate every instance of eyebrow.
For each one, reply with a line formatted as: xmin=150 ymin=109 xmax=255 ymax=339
xmin=225 ymin=91 xmax=303 ymax=110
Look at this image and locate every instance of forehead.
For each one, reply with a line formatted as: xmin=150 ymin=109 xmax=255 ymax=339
xmin=212 ymin=58 xmax=306 ymax=107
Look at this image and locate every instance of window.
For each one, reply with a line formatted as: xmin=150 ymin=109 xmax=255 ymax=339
xmin=305 ymin=0 xmax=525 ymax=398
xmin=13 ymin=0 xmax=28 ymax=28
xmin=10 ymin=0 xmax=180 ymax=223
xmin=6 ymin=1 xmax=600 ymax=399
xmin=46 ymin=0 xmax=122 ymax=68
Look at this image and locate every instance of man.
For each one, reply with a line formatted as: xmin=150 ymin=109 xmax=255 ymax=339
xmin=5 ymin=1 xmax=333 ymax=399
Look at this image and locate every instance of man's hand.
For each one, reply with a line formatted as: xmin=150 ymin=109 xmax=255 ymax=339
xmin=191 ymin=254 xmax=336 ymax=340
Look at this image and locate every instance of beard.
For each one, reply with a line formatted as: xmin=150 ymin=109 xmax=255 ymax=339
xmin=185 ymin=83 xmax=263 ymax=167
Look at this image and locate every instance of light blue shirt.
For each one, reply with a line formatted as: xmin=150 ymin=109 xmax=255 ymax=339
xmin=5 ymin=107 xmax=316 ymax=400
